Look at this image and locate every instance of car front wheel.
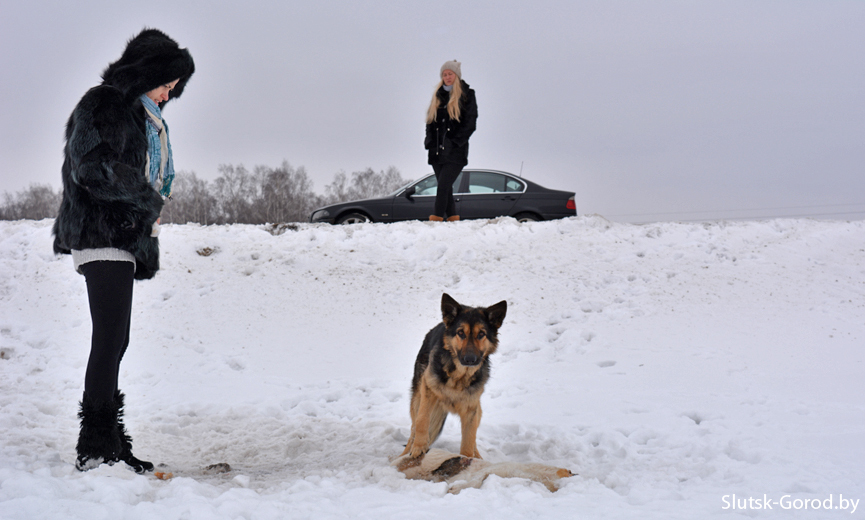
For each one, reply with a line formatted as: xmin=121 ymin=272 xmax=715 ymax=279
xmin=514 ymin=212 xmax=542 ymax=223
xmin=336 ymin=212 xmax=371 ymax=225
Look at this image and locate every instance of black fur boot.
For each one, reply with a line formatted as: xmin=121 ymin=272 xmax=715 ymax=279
xmin=75 ymin=392 xmax=121 ymax=471
xmin=115 ymin=391 xmax=154 ymax=473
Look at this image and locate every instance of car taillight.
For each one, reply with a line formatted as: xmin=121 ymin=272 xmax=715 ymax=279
xmin=566 ymin=197 xmax=576 ymax=210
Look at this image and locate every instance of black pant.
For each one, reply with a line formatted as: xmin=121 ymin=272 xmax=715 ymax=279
xmin=81 ymin=261 xmax=135 ymax=403
xmin=432 ymin=163 xmax=462 ymax=218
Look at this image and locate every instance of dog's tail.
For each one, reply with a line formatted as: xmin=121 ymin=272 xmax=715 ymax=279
xmin=428 ymin=407 xmax=448 ymax=447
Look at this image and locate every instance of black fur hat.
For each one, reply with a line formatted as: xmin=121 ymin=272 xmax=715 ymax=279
xmin=101 ymin=28 xmax=195 ymax=107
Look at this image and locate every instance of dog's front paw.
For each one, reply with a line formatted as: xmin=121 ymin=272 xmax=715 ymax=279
xmin=408 ymin=443 xmax=429 ymax=459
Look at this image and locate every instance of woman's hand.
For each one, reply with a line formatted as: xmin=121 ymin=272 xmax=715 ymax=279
xmin=151 ymin=217 xmax=162 ymax=237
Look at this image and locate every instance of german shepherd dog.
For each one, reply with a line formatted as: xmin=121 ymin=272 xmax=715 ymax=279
xmin=401 ymin=293 xmax=507 ymax=459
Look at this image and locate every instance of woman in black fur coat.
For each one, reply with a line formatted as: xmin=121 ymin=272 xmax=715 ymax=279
xmin=424 ymin=60 xmax=478 ymax=222
xmin=53 ymin=28 xmax=194 ymax=473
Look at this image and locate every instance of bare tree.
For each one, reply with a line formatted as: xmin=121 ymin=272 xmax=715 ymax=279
xmin=323 ymin=166 xmax=405 ymax=205
xmin=253 ymin=162 xmax=322 ymax=223
xmin=212 ymin=164 xmax=258 ymax=224
xmin=0 ymin=184 xmax=61 ymax=220
xmin=160 ymin=171 xmax=218 ymax=225
xmin=0 ymin=163 xmax=406 ymax=224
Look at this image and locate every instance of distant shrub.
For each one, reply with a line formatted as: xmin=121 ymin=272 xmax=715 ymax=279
xmin=1 ymin=163 xmax=404 ymax=223
xmin=0 ymin=184 xmax=61 ymax=220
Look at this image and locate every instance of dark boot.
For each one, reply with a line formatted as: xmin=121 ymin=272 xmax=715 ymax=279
xmin=115 ymin=391 xmax=154 ymax=473
xmin=75 ymin=392 xmax=121 ymax=471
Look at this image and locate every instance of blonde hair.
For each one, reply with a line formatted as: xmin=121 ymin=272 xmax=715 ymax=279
xmin=426 ymin=79 xmax=463 ymax=124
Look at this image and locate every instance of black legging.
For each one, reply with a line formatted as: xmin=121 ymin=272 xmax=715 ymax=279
xmin=81 ymin=261 xmax=135 ymax=403
xmin=432 ymin=163 xmax=462 ymax=218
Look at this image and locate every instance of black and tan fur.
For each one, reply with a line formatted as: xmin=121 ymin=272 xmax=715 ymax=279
xmin=402 ymin=293 xmax=507 ymax=459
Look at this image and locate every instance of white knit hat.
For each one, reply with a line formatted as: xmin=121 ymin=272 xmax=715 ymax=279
xmin=440 ymin=60 xmax=462 ymax=79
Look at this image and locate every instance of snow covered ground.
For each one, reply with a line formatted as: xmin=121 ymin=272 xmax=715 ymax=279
xmin=1 ymin=216 xmax=863 ymax=519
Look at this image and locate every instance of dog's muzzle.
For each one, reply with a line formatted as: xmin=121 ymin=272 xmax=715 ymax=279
xmin=459 ymin=354 xmax=480 ymax=366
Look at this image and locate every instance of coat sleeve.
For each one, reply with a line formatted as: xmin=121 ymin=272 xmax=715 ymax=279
xmin=66 ymin=87 xmax=163 ymax=213
xmin=450 ymin=89 xmax=477 ymax=147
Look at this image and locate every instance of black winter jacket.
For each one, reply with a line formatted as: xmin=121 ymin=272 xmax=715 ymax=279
xmin=425 ymin=80 xmax=477 ymax=166
xmin=53 ymin=29 xmax=194 ymax=280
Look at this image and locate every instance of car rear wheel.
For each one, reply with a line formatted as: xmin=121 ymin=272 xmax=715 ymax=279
xmin=336 ymin=212 xmax=371 ymax=225
xmin=514 ymin=212 xmax=542 ymax=223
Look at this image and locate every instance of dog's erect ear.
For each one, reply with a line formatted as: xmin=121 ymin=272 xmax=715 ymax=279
xmin=441 ymin=293 xmax=462 ymax=327
xmin=484 ymin=300 xmax=508 ymax=330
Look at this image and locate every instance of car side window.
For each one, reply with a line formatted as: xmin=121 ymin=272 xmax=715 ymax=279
xmin=467 ymin=172 xmax=524 ymax=194
xmin=453 ymin=172 xmax=466 ymax=194
xmin=413 ymin=176 xmax=438 ymax=196
xmin=505 ymin=178 xmax=525 ymax=192
xmin=412 ymin=173 xmax=464 ymax=196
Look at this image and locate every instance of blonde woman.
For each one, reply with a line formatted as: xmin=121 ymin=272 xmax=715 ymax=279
xmin=424 ymin=60 xmax=478 ymax=221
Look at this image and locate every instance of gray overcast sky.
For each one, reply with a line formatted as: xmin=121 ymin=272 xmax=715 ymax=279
xmin=2 ymin=0 xmax=863 ymax=222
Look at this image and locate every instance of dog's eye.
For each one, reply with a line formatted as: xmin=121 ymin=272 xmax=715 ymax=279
xmin=477 ymin=331 xmax=486 ymax=340
xmin=457 ymin=330 xmax=467 ymax=339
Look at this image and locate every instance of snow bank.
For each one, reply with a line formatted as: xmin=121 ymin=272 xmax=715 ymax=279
xmin=1 ymin=216 xmax=863 ymax=518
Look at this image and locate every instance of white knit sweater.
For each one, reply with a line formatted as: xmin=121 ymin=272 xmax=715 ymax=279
xmin=71 ymin=248 xmax=136 ymax=274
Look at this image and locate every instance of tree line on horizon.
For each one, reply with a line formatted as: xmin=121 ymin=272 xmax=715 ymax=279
xmin=0 ymin=163 xmax=406 ymax=224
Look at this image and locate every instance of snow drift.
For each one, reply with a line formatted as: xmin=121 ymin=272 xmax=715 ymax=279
xmin=1 ymin=216 xmax=863 ymax=519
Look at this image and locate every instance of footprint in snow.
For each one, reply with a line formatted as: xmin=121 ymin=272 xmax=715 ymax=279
xmin=225 ymin=357 xmax=246 ymax=371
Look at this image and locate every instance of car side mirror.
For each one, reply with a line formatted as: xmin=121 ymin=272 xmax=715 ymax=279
xmin=404 ymin=186 xmax=416 ymax=198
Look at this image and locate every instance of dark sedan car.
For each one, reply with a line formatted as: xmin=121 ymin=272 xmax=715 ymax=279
xmin=309 ymin=169 xmax=576 ymax=224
